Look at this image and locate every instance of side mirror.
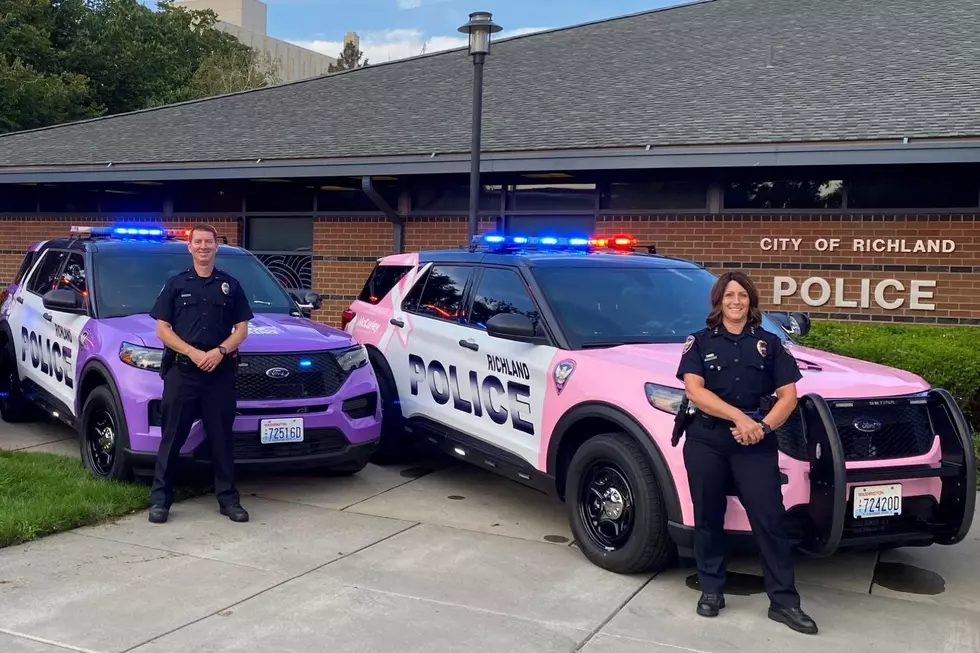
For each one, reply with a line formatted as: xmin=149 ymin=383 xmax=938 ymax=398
xmin=303 ymin=291 xmax=322 ymax=310
xmin=788 ymin=311 xmax=811 ymax=337
xmin=42 ymin=288 xmax=84 ymax=313
xmin=486 ymin=313 xmax=541 ymax=343
xmin=769 ymin=311 xmax=811 ymax=337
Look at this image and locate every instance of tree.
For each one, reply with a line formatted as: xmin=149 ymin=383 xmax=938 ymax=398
xmin=0 ymin=0 xmax=281 ymax=134
xmin=188 ymin=48 xmax=282 ymax=98
xmin=0 ymin=56 xmax=98 ymax=133
xmin=328 ymin=40 xmax=368 ymax=73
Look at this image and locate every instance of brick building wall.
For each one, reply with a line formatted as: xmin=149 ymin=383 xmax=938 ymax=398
xmin=594 ymin=214 xmax=979 ymax=326
xmin=2 ymin=213 xmax=977 ymax=329
xmin=0 ymin=216 xmax=240 ymax=286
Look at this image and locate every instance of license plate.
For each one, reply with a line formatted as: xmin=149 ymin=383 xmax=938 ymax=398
xmin=853 ymin=484 xmax=902 ymax=519
xmin=260 ymin=418 xmax=304 ymax=444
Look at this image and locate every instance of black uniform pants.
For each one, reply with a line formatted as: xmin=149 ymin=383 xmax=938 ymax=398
xmin=151 ymin=360 xmax=239 ymax=508
xmin=683 ymin=418 xmax=800 ymax=609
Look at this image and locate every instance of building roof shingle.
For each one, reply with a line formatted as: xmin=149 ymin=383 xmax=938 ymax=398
xmin=1 ymin=0 xmax=978 ymax=172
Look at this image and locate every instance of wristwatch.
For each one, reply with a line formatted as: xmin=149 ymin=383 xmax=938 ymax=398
xmin=218 ymin=346 xmax=228 ymax=355
xmin=760 ymin=421 xmax=773 ymax=435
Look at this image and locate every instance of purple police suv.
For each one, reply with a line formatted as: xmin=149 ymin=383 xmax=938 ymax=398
xmin=0 ymin=225 xmax=382 ymax=480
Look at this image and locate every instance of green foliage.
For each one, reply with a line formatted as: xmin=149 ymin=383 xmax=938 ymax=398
xmin=328 ymin=39 xmax=368 ymax=73
xmin=0 ymin=0 xmax=280 ymax=134
xmin=798 ymin=321 xmax=980 ymax=427
xmin=0 ymin=450 xmax=148 ymax=547
xmin=0 ymin=449 xmax=203 ymax=548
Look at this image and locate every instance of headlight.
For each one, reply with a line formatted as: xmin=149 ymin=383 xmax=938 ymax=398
xmin=332 ymin=344 xmax=368 ymax=372
xmin=645 ymin=382 xmax=686 ymax=415
xmin=120 ymin=342 xmax=163 ymax=370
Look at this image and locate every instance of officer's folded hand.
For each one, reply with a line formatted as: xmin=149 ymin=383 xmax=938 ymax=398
xmin=188 ymin=348 xmax=208 ymax=368
xmin=731 ymin=415 xmax=764 ymax=445
xmin=199 ymin=348 xmax=223 ymax=372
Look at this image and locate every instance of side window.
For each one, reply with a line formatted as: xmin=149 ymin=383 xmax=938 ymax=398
xmin=26 ymin=250 xmax=69 ymax=296
xmin=405 ymin=265 xmax=472 ymax=321
xmin=468 ymin=268 xmax=540 ymax=329
xmin=58 ymin=252 xmax=88 ymax=298
xmin=358 ymin=264 xmax=413 ymax=304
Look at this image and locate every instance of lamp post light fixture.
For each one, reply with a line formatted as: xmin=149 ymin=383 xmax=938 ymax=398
xmin=458 ymin=10 xmax=502 ymax=242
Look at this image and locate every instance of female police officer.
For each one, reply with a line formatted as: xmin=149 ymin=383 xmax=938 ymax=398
xmin=675 ymin=271 xmax=818 ymax=635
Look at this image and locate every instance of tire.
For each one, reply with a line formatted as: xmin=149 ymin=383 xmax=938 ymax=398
xmin=368 ymin=351 xmax=414 ymax=465
xmin=79 ymin=385 xmax=134 ymax=482
xmin=566 ymin=432 xmax=677 ymax=575
xmin=0 ymin=344 xmax=40 ymax=423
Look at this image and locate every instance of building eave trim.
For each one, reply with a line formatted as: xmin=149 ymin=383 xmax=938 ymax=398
xmin=2 ymin=139 xmax=980 ymax=183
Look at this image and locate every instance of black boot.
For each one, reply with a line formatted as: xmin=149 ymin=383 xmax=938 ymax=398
xmin=768 ymin=605 xmax=818 ymax=634
xmin=696 ymin=592 xmax=726 ymax=617
xmin=220 ymin=503 xmax=249 ymax=522
xmin=148 ymin=505 xmax=169 ymax=524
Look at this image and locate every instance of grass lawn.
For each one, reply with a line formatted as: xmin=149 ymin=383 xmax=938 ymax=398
xmin=0 ymin=450 xmax=184 ymax=549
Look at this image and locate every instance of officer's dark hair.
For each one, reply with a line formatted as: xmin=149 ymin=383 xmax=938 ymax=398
xmin=189 ymin=223 xmax=218 ymax=241
xmin=706 ymin=271 xmax=763 ymax=328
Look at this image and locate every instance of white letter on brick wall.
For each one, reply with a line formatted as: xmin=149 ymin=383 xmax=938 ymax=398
xmin=773 ymin=276 xmax=797 ymax=305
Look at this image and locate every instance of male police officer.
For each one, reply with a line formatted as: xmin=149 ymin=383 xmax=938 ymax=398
xmin=676 ymin=271 xmax=818 ymax=635
xmin=148 ymin=224 xmax=253 ymax=524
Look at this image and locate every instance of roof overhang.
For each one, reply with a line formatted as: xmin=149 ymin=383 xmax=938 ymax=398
xmin=2 ymin=138 xmax=980 ymax=184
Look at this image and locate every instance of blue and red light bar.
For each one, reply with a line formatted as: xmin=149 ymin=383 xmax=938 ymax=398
xmin=70 ymin=225 xmax=190 ymax=240
xmin=473 ymin=233 xmax=639 ymax=252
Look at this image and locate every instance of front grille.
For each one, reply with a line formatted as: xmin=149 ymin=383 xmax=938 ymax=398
xmin=775 ymin=396 xmax=936 ymax=462
xmin=235 ymin=351 xmax=351 ymax=400
xmin=233 ymin=428 xmax=349 ymax=460
xmin=829 ymin=399 xmax=934 ymax=461
xmin=774 ymin=412 xmax=807 ymax=460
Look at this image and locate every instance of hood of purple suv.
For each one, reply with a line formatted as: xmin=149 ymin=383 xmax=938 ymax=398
xmin=101 ymin=313 xmax=355 ymax=353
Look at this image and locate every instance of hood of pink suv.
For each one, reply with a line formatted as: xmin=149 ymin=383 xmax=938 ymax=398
xmin=592 ymin=340 xmax=929 ymax=399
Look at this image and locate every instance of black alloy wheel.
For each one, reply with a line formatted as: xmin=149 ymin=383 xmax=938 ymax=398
xmin=87 ymin=406 xmax=117 ymax=476
xmin=579 ymin=460 xmax=636 ymax=551
xmin=80 ymin=386 xmax=133 ymax=481
xmin=566 ymin=432 xmax=676 ymax=574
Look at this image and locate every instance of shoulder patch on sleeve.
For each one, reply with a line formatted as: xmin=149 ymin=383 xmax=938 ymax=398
xmin=683 ymin=335 xmax=695 ymax=354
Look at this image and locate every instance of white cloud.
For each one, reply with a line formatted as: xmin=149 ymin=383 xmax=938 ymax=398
xmin=290 ymin=26 xmax=549 ymax=64
xmin=396 ymin=0 xmax=456 ymax=9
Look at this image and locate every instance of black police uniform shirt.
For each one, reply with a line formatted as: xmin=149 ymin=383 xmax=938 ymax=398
xmin=675 ymin=324 xmax=802 ymax=412
xmin=150 ymin=267 xmax=254 ymax=353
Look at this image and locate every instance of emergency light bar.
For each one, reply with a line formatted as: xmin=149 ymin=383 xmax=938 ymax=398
xmin=70 ymin=225 xmax=191 ymax=240
xmin=472 ymin=233 xmax=650 ymax=253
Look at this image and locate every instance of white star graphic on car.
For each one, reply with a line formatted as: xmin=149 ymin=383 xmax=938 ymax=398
xmin=379 ymin=263 xmax=428 ymax=352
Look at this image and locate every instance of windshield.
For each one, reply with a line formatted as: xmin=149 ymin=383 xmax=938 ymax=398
xmin=531 ymin=265 xmax=791 ymax=347
xmin=92 ymin=250 xmax=299 ymax=318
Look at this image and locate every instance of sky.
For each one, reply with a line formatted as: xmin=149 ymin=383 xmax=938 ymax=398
xmin=159 ymin=0 xmax=686 ymax=64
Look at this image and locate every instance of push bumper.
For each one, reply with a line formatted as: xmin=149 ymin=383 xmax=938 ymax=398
xmin=668 ymin=389 xmax=976 ymax=558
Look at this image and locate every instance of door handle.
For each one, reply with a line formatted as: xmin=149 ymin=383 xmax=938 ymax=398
xmin=390 ymin=318 xmax=404 ymax=328
xmin=16 ymin=297 xmax=23 ymax=304
xmin=458 ymin=339 xmax=479 ymax=351
xmin=43 ymin=313 xmax=53 ymax=322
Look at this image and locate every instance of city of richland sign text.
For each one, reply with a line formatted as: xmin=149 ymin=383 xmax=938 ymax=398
xmin=760 ymin=238 xmax=961 ymax=311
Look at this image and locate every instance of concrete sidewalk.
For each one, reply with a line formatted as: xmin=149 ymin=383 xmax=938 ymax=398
xmin=2 ymin=420 xmax=979 ymax=652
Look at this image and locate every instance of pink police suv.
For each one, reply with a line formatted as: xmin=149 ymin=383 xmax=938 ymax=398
xmin=342 ymin=233 xmax=976 ymax=574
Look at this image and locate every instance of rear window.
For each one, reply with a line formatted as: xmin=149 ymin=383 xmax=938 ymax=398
xmin=358 ymin=264 xmax=413 ymax=304
xmin=13 ymin=250 xmax=39 ymax=285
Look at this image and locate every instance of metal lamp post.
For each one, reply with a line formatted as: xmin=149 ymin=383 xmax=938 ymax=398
xmin=458 ymin=10 xmax=502 ymax=242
